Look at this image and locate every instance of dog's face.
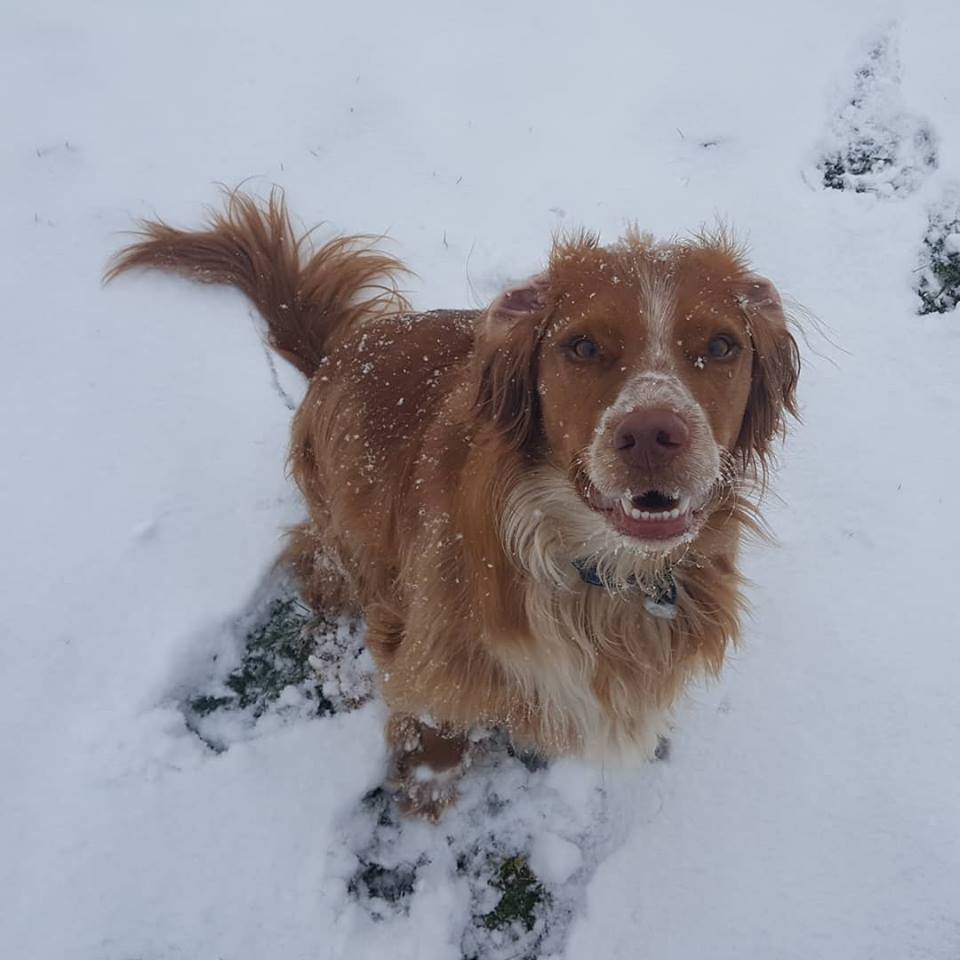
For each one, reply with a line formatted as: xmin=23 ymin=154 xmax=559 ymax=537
xmin=478 ymin=232 xmax=799 ymax=558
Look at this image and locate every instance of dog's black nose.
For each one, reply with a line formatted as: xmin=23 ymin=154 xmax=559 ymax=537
xmin=613 ymin=408 xmax=689 ymax=466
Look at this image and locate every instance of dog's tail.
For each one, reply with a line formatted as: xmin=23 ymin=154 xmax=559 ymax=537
xmin=105 ymin=188 xmax=409 ymax=378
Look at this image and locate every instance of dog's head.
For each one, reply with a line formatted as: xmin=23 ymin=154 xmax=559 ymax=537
xmin=476 ymin=229 xmax=799 ymax=564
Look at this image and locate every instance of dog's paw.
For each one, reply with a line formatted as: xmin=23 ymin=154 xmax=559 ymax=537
xmin=388 ymin=761 xmax=465 ymax=822
xmin=385 ymin=713 xmax=472 ymax=821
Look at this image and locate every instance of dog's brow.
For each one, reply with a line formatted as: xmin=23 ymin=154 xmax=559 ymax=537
xmin=637 ymin=262 xmax=677 ymax=372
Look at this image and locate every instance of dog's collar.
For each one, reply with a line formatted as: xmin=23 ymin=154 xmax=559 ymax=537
xmin=571 ymin=560 xmax=678 ymax=620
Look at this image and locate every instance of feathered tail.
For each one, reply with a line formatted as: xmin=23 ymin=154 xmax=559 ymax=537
xmin=106 ymin=188 xmax=409 ymax=378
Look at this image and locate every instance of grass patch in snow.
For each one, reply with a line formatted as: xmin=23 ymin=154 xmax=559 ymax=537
xmin=818 ymin=33 xmax=936 ymax=198
xmin=478 ymin=854 xmax=549 ymax=934
xmin=189 ymin=596 xmax=330 ymax=717
xmin=459 ymin=844 xmax=552 ymax=960
xmin=917 ymin=200 xmax=960 ymax=314
xmin=183 ymin=582 xmax=373 ymax=747
xmin=349 ymin=859 xmax=419 ymax=904
xmin=343 ymin=750 xmax=568 ymax=959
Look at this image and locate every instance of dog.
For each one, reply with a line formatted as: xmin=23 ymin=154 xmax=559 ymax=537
xmin=108 ymin=190 xmax=799 ymax=819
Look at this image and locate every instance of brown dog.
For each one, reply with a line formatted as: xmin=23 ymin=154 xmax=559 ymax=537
xmin=109 ymin=190 xmax=799 ymax=818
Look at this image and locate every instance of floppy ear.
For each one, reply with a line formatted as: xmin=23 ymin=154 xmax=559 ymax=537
xmin=474 ymin=274 xmax=552 ymax=452
xmin=734 ymin=274 xmax=801 ymax=472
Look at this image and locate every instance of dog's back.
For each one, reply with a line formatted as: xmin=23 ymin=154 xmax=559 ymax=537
xmin=287 ymin=307 xmax=477 ymax=610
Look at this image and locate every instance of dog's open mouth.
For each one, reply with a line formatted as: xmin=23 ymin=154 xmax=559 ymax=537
xmin=587 ymin=487 xmax=696 ymax=541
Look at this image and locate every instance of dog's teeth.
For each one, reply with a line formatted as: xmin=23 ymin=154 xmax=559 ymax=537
xmin=620 ymin=493 xmax=633 ymax=513
xmin=626 ymin=505 xmax=685 ymax=522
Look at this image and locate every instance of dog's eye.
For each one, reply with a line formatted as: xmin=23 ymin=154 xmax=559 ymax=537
xmin=570 ymin=337 xmax=600 ymax=360
xmin=707 ymin=334 xmax=739 ymax=360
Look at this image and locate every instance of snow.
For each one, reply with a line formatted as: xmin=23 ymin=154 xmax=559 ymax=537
xmin=3 ymin=0 xmax=960 ymax=958
xmin=530 ymin=833 xmax=584 ymax=887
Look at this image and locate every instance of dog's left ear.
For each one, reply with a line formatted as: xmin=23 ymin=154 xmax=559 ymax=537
xmin=475 ymin=274 xmax=552 ymax=452
xmin=734 ymin=274 xmax=801 ymax=471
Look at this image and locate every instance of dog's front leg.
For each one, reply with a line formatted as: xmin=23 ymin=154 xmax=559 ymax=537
xmin=384 ymin=713 xmax=471 ymax=822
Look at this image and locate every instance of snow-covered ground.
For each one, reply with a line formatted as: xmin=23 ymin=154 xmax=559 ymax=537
xmin=3 ymin=1 xmax=960 ymax=957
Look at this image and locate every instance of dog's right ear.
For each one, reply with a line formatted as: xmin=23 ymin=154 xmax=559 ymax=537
xmin=475 ymin=274 xmax=552 ymax=452
xmin=734 ymin=274 xmax=801 ymax=475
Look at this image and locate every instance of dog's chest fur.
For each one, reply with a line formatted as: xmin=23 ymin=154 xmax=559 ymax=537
xmin=498 ymin=565 xmax=734 ymax=760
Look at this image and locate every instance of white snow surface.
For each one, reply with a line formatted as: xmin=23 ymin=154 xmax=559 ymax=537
xmin=3 ymin=0 xmax=960 ymax=957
